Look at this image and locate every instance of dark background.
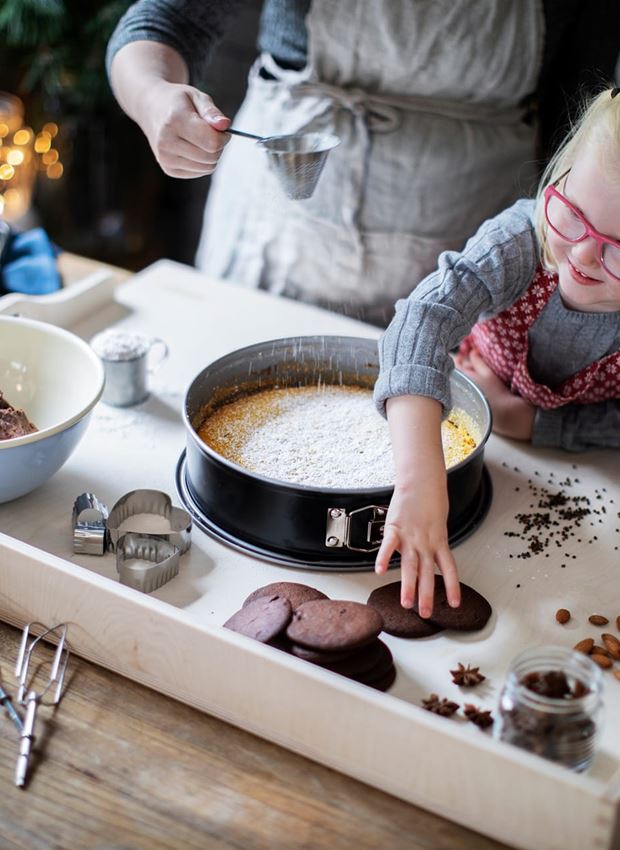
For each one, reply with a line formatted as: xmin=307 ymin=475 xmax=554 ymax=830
xmin=0 ymin=0 xmax=262 ymax=271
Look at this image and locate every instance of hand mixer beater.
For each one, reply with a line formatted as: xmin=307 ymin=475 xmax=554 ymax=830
xmin=14 ymin=622 xmax=70 ymax=787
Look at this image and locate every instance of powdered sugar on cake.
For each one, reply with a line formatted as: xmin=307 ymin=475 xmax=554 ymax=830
xmin=198 ymin=385 xmax=478 ymax=489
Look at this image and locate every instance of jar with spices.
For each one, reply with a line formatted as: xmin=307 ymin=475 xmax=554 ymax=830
xmin=495 ymin=646 xmax=603 ymax=772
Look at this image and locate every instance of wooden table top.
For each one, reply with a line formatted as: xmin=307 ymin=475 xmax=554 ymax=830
xmin=0 ymin=253 xmax=510 ymax=850
xmin=0 ymin=621 xmax=509 ymax=850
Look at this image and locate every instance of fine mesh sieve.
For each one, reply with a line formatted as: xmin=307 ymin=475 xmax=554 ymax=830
xmin=228 ymin=128 xmax=341 ymax=200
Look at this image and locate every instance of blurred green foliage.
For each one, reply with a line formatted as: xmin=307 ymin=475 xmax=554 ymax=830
xmin=0 ymin=0 xmax=132 ymax=116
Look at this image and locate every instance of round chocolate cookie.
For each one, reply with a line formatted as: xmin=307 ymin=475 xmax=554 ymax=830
xmin=286 ymin=599 xmax=383 ymax=652
xmin=301 ymin=638 xmax=393 ymax=677
xmin=344 ymin=640 xmax=394 ymax=681
xmin=367 ymin=582 xmax=443 ymax=638
xmin=415 ymin=575 xmax=492 ymax=631
xmin=224 ymin=595 xmax=292 ymax=643
xmin=362 ymin=664 xmax=397 ymax=692
xmin=290 ymin=644 xmax=357 ymax=664
xmin=243 ymin=582 xmax=328 ymax=612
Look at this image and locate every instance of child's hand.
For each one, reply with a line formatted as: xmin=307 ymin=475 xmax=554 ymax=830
xmin=376 ymin=395 xmax=461 ymax=618
xmin=455 ymin=347 xmax=535 ymax=440
xmin=375 ymin=481 xmax=461 ymax=617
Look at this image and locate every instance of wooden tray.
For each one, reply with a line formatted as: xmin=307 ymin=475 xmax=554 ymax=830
xmin=1 ymin=260 xmax=618 ymax=850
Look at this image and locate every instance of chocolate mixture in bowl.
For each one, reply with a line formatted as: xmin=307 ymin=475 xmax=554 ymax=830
xmin=197 ymin=384 xmax=478 ymax=489
xmin=0 ymin=391 xmax=37 ymax=440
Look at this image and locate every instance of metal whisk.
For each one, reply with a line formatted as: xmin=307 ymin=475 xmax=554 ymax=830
xmin=14 ymin=622 xmax=69 ymax=788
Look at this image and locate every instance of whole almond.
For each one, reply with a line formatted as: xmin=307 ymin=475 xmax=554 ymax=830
xmin=602 ymin=633 xmax=620 ymax=660
xmin=591 ymin=653 xmax=613 ymax=669
xmin=555 ymin=608 xmax=570 ymax=624
xmin=592 ymin=645 xmax=611 ymax=657
xmin=614 ymin=670 xmax=620 ymax=682
xmin=589 ymin=614 xmax=609 ymax=626
xmin=573 ymin=638 xmax=594 ymax=654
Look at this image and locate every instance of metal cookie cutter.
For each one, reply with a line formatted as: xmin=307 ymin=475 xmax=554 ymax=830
xmin=72 ymin=493 xmax=109 ymax=555
xmin=106 ymin=489 xmax=192 ymax=555
xmin=116 ymin=534 xmax=180 ymax=593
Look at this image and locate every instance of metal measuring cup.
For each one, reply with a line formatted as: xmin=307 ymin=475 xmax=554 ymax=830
xmin=90 ymin=330 xmax=168 ymax=407
xmin=228 ymin=128 xmax=341 ymax=200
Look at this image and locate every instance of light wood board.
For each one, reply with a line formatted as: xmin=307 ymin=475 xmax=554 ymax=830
xmin=0 ymin=260 xmax=618 ymax=850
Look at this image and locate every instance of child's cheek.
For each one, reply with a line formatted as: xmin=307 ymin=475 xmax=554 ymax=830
xmin=546 ymin=231 xmax=566 ymax=269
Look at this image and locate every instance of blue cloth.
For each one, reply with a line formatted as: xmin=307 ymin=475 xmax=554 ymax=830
xmin=0 ymin=226 xmax=62 ymax=297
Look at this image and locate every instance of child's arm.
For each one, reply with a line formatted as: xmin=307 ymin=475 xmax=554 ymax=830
xmin=455 ymin=347 xmax=535 ymax=440
xmin=533 ymin=400 xmax=620 ymax=451
xmin=375 ymin=395 xmax=461 ymax=618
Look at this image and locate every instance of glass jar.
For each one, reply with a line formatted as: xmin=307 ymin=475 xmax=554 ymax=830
xmin=495 ymin=645 xmax=603 ymax=772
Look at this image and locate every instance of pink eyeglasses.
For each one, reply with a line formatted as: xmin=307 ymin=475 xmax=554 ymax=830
xmin=543 ymin=170 xmax=620 ymax=281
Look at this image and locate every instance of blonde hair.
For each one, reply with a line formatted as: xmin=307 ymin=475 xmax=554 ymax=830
xmin=534 ymin=87 xmax=620 ymax=270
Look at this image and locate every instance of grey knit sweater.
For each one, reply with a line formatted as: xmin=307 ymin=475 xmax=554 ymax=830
xmin=373 ymin=199 xmax=620 ymax=452
xmin=106 ymin=1 xmax=620 ymax=166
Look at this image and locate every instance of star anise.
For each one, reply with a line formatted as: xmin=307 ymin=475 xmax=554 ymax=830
xmin=422 ymin=693 xmax=460 ymax=717
xmin=463 ymin=703 xmax=494 ymax=729
xmin=450 ymin=662 xmax=486 ymax=687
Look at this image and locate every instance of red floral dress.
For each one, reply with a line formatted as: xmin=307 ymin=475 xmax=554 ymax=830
xmin=459 ymin=266 xmax=620 ymax=409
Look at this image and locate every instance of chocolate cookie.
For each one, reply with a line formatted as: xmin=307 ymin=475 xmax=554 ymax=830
xmin=286 ymin=599 xmax=383 ymax=652
xmin=415 ymin=575 xmax=492 ymax=631
xmin=367 ymin=582 xmax=443 ymax=638
xmin=344 ymin=640 xmax=395 ymax=681
xmin=362 ymin=664 xmax=397 ymax=692
xmin=298 ymin=638 xmax=393 ymax=677
xmin=290 ymin=644 xmax=357 ymax=664
xmin=224 ymin=595 xmax=292 ymax=643
xmin=243 ymin=582 xmax=328 ymax=612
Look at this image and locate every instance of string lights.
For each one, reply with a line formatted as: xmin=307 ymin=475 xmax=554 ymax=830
xmin=0 ymin=91 xmax=64 ymax=222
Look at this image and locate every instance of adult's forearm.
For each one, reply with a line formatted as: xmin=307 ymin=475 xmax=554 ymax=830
xmin=106 ymin=0 xmax=244 ymax=88
xmin=110 ymin=41 xmax=189 ymax=125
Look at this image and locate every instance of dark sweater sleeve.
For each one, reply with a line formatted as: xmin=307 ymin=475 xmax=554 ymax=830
xmin=106 ymin=0 xmax=245 ymax=86
xmin=533 ymin=400 xmax=620 ymax=451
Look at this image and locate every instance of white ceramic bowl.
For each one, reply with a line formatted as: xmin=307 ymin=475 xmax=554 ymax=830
xmin=0 ymin=316 xmax=105 ymax=503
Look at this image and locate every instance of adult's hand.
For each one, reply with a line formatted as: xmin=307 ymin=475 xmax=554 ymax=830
xmin=139 ymin=80 xmax=231 ymax=178
xmin=110 ymin=41 xmax=231 ymax=179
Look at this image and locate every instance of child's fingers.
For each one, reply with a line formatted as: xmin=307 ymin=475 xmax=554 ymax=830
xmin=436 ymin=547 xmax=461 ymax=607
xmin=416 ymin=554 xmax=437 ymax=618
xmin=399 ymin=547 xmax=419 ymax=608
xmin=375 ymin=525 xmax=399 ymax=575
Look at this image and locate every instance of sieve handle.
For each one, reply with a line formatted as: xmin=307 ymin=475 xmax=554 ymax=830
xmin=227 ymin=127 xmax=264 ymax=141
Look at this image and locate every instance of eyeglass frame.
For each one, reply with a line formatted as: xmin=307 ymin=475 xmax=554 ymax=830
xmin=543 ymin=169 xmax=620 ymax=282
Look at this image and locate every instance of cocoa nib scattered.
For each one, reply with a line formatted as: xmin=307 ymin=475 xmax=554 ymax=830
xmin=421 ymin=694 xmax=459 ymax=717
xmin=463 ymin=704 xmax=494 ymax=729
xmin=450 ymin=663 xmax=486 ymax=687
xmin=500 ymin=468 xmax=616 ymax=560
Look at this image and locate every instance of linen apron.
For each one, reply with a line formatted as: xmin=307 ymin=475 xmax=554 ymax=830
xmin=461 ymin=266 xmax=620 ymax=408
xmin=196 ymin=0 xmax=544 ymax=326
